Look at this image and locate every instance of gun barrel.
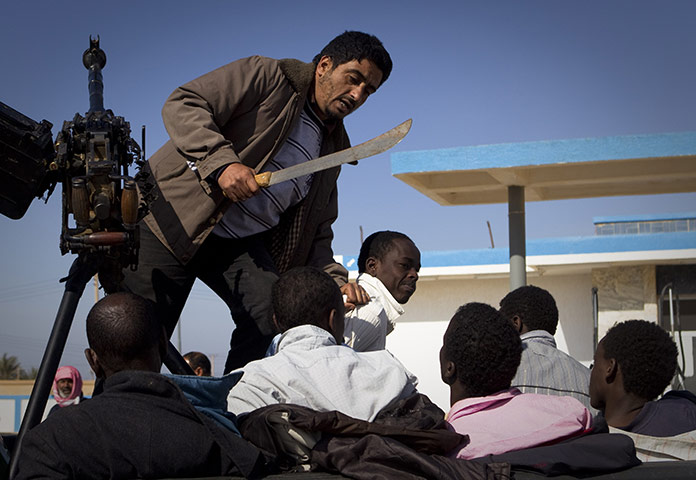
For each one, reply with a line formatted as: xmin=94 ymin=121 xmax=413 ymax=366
xmin=87 ymin=67 xmax=104 ymax=112
xmin=83 ymin=36 xmax=107 ymax=112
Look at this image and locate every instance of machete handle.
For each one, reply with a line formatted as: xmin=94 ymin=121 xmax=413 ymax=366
xmin=255 ymin=172 xmax=271 ymax=188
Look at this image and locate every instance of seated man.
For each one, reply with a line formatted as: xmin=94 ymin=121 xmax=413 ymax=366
xmin=440 ymin=302 xmax=592 ymax=459
xmin=13 ymin=292 xmax=264 ymax=479
xmin=590 ymin=319 xmax=696 ymax=460
xmin=344 ymin=230 xmax=420 ymax=351
xmin=499 ymin=285 xmax=593 ymax=410
xmin=184 ymin=350 xmax=212 ymax=376
xmin=227 ymin=266 xmax=418 ymax=421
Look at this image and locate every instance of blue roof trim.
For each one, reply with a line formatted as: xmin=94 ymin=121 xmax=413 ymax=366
xmin=593 ymin=212 xmax=696 ymax=224
xmin=391 ymin=132 xmax=696 ymax=174
xmin=339 ymin=231 xmax=696 ymax=271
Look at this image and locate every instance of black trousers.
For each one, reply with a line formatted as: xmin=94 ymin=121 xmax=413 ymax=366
xmin=123 ymin=221 xmax=278 ymax=373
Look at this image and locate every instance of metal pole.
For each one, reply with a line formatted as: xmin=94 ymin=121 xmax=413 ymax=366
xmin=10 ymin=256 xmax=96 ymax=477
xmin=592 ymin=287 xmax=599 ymax=354
xmin=668 ymin=287 xmax=676 ymax=338
xmin=177 ymin=318 xmax=182 ymax=352
xmin=165 ymin=342 xmax=194 ymax=375
xmin=487 ymin=220 xmax=495 ymax=248
xmin=508 ymin=185 xmax=526 ymax=291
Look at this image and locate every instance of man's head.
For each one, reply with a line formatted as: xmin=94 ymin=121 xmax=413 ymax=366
xmin=499 ymin=285 xmax=559 ymax=335
xmin=272 ymin=266 xmax=345 ymax=343
xmin=589 ymin=319 xmax=678 ymax=411
xmin=312 ymin=31 xmax=392 ymax=122
xmin=183 ymin=351 xmax=212 ymax=377
xmin=357 ymin=231 xmax=420 ymax=304
xmin=52 ymin=366 xmax=83 ymax=405
xmin=84 ymin=292 xmax=167 ymax=379
xmin=440 ymin=303 xmax=522 ymax=405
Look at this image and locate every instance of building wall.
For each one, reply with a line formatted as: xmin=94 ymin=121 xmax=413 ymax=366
xmin=592 ymin=264 xmax=696 ymax=381
xmin=592 ymin=265 xmax=658 ymax=341
xmin=386 ymin=273 xmax=594 ymax=411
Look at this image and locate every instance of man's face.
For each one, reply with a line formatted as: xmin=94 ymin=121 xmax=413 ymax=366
xmin=589 ymin=341 xmax=609 ymax=410
xmin=313 ymin=56 xmax=383 ymax=122
xmin=369 ymin=238 xmax=421 ymax=304
xmin=56 ymin=378 xmax=73 ymax=397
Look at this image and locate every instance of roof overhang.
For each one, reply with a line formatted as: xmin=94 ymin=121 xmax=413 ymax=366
xmin=391 ymin=132 xmax=696 ymax=205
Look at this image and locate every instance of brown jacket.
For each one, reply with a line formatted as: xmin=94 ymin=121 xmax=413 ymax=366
xmin=142 ymin=56 xmax=349 ymax=282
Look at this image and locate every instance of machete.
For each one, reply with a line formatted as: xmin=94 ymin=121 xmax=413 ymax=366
xmin=254 ymin=118 xmax=412 ymax=188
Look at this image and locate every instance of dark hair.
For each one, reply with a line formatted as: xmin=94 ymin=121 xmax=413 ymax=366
xmin=602 ymin=319 xmax=678 ymax=401
xmin=272 ymin=266 xmax=343 ymax=333
xmin=443 ymin=302 xmax=522 ymax=397
xmin=357 ymin=230 xmax=414 ymax=273
xmin=313 ymin=31 xmax=393 ymax=85
xmin=86 ymin=292 xmax=163 ymax=365
xmin=499 ymin=285 xmax=559 ymax=335
xmin=183 ymin=351 xmax=211 ymax=376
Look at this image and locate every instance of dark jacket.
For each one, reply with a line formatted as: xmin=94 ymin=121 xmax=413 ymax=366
xmin=239 ymin=393 xmax=509 ymax=480
xmin=12 ymin=371 xmax=266 ymax=479
xmin=473 ymin=420 xmax=641 ymax=476
xmin=143 ymin=56 xmax=350 ymax=283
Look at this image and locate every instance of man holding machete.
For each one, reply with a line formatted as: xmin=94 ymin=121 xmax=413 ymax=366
xmin=123 ymin=31 xmax=397 ymax=373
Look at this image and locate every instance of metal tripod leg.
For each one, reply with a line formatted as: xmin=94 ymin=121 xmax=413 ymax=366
xmin=9 ymin=254 xmax=96 ymax=477
xmin=165 ymin=342 xmax=195 ymax=375
xmin=9 ymin=254 xmax=193 ymax=476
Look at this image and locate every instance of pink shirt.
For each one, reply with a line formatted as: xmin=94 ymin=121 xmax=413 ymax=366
xmin=447 ymin=388 xmax=592 ymax=459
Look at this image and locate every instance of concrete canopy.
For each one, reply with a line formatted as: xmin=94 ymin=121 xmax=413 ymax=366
xmin=391 ymin=132 xmax=696 ymax=206
xmin=391 ymin=131 xmax=696 ymax=291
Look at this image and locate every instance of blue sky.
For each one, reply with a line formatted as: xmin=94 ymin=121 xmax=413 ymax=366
xmin=1 ymin=1 xmax=695 ymax=376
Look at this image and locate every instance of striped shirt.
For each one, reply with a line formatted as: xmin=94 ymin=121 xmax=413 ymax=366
xmin=511 ymin=330 xmax=593 ymax=411
xmin=609 ymin=428 xmax=696 ymax=462
xmin=213 ymin=101 xmax=323 ymax=239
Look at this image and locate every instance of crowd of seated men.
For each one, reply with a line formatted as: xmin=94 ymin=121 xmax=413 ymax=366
xmin=9 ymin=230 xmax=696 ymax=478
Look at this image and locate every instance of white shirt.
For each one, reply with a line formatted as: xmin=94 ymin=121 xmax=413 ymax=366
xmin=343 ymin=273 xmax=405 ymax=352
xmin=227 ymin=325 xmax=418 ymax=421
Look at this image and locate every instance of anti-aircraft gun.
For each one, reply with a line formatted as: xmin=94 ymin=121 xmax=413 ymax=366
xmin=1 ymin=36 xmax=142 ymax=285
xmin=55 ymin=36 xmax=142 ymax=289
xmin=0 ymin=37 xmax=147 ymax=474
